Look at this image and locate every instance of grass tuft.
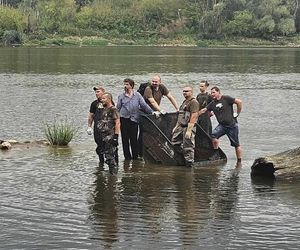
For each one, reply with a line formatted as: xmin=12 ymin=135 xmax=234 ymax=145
xmin=44 ymin=119 xmax=78 ymax=146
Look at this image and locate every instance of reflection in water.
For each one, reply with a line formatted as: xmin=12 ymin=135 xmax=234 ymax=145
xmin=47 ymin=146 xmax=74 ymax=157
xmin=89 ymin=167 xmax=119 ymax=248
xmin=88 ymin=163 xmax=243 ymax=248
xmin=212 ymin=167 xmax=240 ymax=220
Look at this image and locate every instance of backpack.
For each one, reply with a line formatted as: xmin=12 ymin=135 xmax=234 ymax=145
xmin=137 ymin=81 xmax=151 ymax=96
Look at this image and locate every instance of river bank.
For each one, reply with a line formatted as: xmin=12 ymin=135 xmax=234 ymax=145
xmin=19 ymin=35 xmax=300 ymax=48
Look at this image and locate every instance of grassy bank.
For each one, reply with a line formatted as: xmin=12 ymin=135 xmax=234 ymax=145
xmin=20 ymin=35 xmax=300 ymax=48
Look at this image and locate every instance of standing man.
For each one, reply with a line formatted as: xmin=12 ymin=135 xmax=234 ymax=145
xmin=196 ymin=80 xmax=213 ymax=135
xmin=171 ymin=86 xmax=199 ymax=167
xmin=117 ymin=78 xmax=153 ymax=160
xmin=97 ymin=93 xmax=120 ymax=174
xmin=87 ymin=86 xmax=106 ymax=165
xmin=200 ymin=86 xmax=243 ymax=163
xmin=138 ymin=74 xmax=179 ymax=158
xmin=144 ymin=75 xmax=179 ymax=112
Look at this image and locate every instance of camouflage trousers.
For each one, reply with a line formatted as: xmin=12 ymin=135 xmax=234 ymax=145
xmin=102 ymin=133 xmax=118 ymax=171
xmin=171 ymin=125 xmax=196 ymax=165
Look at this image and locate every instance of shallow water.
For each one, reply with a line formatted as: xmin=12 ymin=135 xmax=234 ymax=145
xmin=0 ymin=47 xmax=300 ymax=249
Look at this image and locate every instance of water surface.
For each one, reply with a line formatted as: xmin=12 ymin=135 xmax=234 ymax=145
xmin=0 ymin=47 xmax=299 ymax=249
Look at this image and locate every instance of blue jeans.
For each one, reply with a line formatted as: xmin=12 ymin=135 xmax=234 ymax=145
xmin=211 ymin=123 xmax=240 ymax=147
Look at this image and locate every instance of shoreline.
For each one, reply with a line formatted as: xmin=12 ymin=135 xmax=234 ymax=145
xmin=8 ymin=35 xmax=299 ymax=48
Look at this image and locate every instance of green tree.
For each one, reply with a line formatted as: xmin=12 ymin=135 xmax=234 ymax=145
xmin=223 ymin=9 xmax=255 ymax=36
xmin=37 ymin=0 xmax=77 ymax=34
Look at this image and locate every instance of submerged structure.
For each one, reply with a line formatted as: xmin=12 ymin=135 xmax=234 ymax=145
xmin=140 ymin=113 xmax=227 ymax=167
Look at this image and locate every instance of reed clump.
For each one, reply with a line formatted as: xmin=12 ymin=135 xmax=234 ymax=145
xmin=44 ymin=119 xmax=78 ymax=146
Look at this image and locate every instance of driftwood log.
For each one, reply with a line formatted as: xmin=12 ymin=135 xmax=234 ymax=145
xmin=251 ymin=147 xmax=300 ymax=179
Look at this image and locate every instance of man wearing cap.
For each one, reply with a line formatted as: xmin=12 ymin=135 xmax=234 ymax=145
xmin=88 ymin=86 xmax=106 ymax=165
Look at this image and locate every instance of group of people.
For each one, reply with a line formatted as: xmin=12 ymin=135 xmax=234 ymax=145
xmin=87 ymin=75 xmax=243 ymax=174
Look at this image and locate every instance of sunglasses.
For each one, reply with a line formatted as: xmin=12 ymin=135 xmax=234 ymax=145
xmin=183 ymin=90 xmax=191 ymax=92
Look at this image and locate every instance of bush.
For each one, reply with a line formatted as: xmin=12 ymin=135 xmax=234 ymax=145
xmin=44 ymin=119 xmax=78 ymax=146
xmin=2 ymin=30 xmax=23 ymax=45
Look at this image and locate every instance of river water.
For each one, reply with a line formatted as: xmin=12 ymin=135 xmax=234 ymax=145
xmin=0 ymin=47 xmax=299 ymax=249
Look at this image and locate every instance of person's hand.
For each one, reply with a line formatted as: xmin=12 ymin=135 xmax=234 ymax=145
xmin=185 ymin=123 xmax=194 ymax=139
xmin=233 ymin=112 xmax=239 ymax=118
xmin=87 ymin=127 xmax=93 ymax=135
xmin=160 ymin=109 xmax=167 ymax=115
xmin=110 ymin=134 xmax=119 ymax=146
xmin=152 ymin=111 xmax=161 ymax=118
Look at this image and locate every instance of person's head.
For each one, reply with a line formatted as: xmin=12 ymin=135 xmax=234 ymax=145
xmin=199 ymin=80 xmax=209 ymax=93
xmin=123 ymin=78 xmax=134 ymax=92
xmin=101 ymin=92 xmax=113 ymax=107
xmin=182 ymin=86 xmax=193 ymax=99
xmin=210 ymin=86 xmax=221 ymax=100
xmin=93 ymin=86 xmax=105 ymax=99
xmin=151 ymin=75 xmax=161 ymax=89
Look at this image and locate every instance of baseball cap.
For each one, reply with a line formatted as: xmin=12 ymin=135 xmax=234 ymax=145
xmin=93 ymin=86 xmax=104 ymax=91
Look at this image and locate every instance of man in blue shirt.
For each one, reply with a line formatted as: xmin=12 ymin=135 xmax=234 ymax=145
xmin=117 ymin=78 xmax=153 ymax=160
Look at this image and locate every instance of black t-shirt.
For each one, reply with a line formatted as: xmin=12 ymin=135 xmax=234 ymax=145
xmin=196 ymin=92 xmax=213 ymax=109
xmin=207 ymin=95 xmax=236 ymax=126
xmin=90 ymin=99 xmax=104 ymax=128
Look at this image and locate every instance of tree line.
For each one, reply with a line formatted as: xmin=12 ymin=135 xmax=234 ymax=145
xmin=0 ymin=0 xmax=299 ymax=45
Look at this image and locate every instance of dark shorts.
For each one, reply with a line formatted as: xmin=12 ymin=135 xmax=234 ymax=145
xmin=211 ymin=123 xmax=240 ymax=147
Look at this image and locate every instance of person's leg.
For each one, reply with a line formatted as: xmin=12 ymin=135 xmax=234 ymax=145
xmin=182 ymin=127 xmax=196 ymax=167
xmin=94 ymin=129 xmax=104 ymax=164
xmin=227 ymin=124 xmax=242 ymax=161
xmin=171 ymin=126 xmax=185 ymax=165
xmin=120 ymin=118 xmax=132 ymax=160
xmin=137 ymin=123 xmax=144 ymax=158
xmin=129 ymin=120 xmax=139 ymax=159
xmin=235 ymin=146 xmax=242 ymax=161
xmin=104 ymin=143 xmax=118 ymax=175
xmin=209 ymin=124 xmax=225 ymax=160
xmin=211 ymin=124 xmax=225 ymax=149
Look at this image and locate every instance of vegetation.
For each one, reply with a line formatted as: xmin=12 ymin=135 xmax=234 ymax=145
xmin=44 ymin=118 xmax=78 ymax=146
xmin=0 ymin=0 xmax=299 ymax=46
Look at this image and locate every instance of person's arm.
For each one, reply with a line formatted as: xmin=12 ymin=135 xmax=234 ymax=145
xmin=199 ymin=107 xmax=207 ymax=116
xmin=116 ymin=95 xmax=122 ymax=111
xmin=185 ymin=100 xmax=199 ymax=139
xmin=88 ymin=112 xmax=94 ymax=127
xmin=139 ymin=93 xmax=153 ymax=114
xmin=114 ymin=117 xmax=120 ymax=135
xmin=144 ymin=87 xmax=160 ymax=111
xmin=234 ymin=98 xmax=243 ymax=116
xmin=166 ymin=93 xmax=179 ymax=111
xmin=147 ymin=97 xmax=160 ymax=111
xmin=189 ymin=111 xmax=198 ymax=124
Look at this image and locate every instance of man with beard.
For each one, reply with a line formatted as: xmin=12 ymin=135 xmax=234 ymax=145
xmin=97 ymin=92 xmax=120 ymax=174
xmin=171 ymin=86 xmax=199 ymax=167
xmin=117 ymin=78 xmax=154 ymax=160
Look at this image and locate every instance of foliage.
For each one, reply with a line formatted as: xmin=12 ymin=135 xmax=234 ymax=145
xmin=223 ymin=10 xmax=255 ymax=36
xmin=0 ymin=0 xmax=299 ymax=43
xmin=2 ymin=29 xmax=23 ymax=45
xmin=0 ymin=6 xmax=25 ymax=31
xmin=44 ymin=118 xmax=78 ymax=146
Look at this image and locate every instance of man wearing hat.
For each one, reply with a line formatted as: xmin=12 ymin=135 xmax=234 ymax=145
xmin=88 ymin=86 xmax=106 ymax=165
xmin=88 ymin=86 xmax=118 ymax=165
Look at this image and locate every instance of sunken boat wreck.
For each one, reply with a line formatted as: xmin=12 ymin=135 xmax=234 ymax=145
xmin=140 ymin=112 xmax=227 ymax=167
